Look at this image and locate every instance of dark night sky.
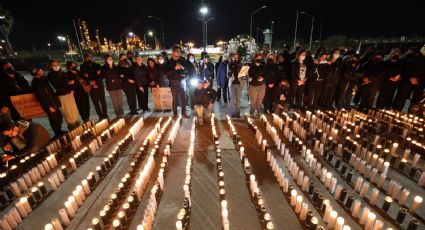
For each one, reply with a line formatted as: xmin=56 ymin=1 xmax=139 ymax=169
xmin=2 ymin=0 xmax=425 ymax=50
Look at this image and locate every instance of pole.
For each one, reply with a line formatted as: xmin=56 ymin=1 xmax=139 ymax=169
xmin=205 ymin=21 xmax=208 ymax=47
xmin=293 ymin=11 xmax=299 ymax=51
xmin=73 ymin=18 xmax=84 ymax=60
xmin=308 ymin=16 xmax=314 ymax=51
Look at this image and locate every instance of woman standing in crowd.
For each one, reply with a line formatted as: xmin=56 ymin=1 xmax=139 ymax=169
xmin=228 ymin=53 xmax=243 ymax=118
xmin=30 ymin=67 xmax=65 ymax=137
xmin=156 ymin=54 xmax=169 ymax=87
xmin=186 ymin=53 xmax=199 ymax=78
xmin=264 ymin=53 xmax=278 ymax=113
xmin=147 ymin=58 xmax=159 ymax=88
xmin=336 ymin=54 xmax=362 ymax=108
xmin=0 ymin=62 xmax=31 ymax=121
xmin=47 ymin=59 xmax=80 ymax=130
xmin=133 ymin=55 xmax=149 ymax=112
xmin=102 ymin=55 xmax=124 ymax=117
xmin=321 ymin=49 xmax=342 ymax=109
xmin=306 ymin=50 xmax=329 ymax=110
xmin=66 ymin=61 xmax=91 ymax=122
xmin=290 ymin=49 xmax=308 ymax=109
xmin=118 ymin=53 xmax=138 ymax=115
xmin=80 ymin=54 xmax=108 ymax=120
xmin=248 ymin=53 xmax=266 ymax=116
xmin=359 ymin=51 xmax=386 ymax=110
xmin=216 ymin=54 xmax=229 ymax=106
xmin=200 ymin=54 xmax=215 ymax=86
xmin=376 ymin=49 xmax=404 ymax=108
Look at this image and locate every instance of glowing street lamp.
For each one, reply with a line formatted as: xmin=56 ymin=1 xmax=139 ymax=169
xmin=200 ymin=7 xmax=208 ymax=15
xmin=57 ymin=36 xmax=66 ymax=59
xmin=199 ymin=6 xmax=214 ymax=49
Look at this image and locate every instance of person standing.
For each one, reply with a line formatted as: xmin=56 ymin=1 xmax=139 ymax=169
xmin=166 ymin=46 xmax=189 ymax=118
xmin=336 ymin=54 xmax=363 ymax=108
xmin=359 ymin=52 xmax=386 ymax=110
xmin=0 ymin=63 xmax=32 ymax=121
xmin=147 ymin=58 xmax=159 ymax=88
xmin=228 ymin=53 xmax=244 ymax=118
xmin=48 ymin=60 xmax=80 ymax=130
xmin=30 ymin=67 xmax=65 ymax=137
xmin=156 ymin=55 xmax=169 ymax=87
xmin=66 ymin=61 xmax=91 ymax=122
xmin=80 ymin=54 xmax=108 ymax=120
xmin=199 ymin=55 xmax=215 ymax=87
xmin=290 ymin=49 xmax=308 ymax=109
xmin=393 ymin=47 xmax=425 ymax=111
xmin=216 ymin=54 xmax=229 ymax=106
xmin=248 ymin=53 xmax=267 ymax=116
xmin=118 ymin=53 xmax=138 ymax=115
xmin=102 ymin=55 xmax=124 ymax=117
xmin=133 ymin=55 xmax=149 ymax=112
xmin=306 ymin=51 xmax=329 ymax=110
xmin=264 ymin=53 xmax=278 ymax=113
xmin=321 ymin=49 xmax=342 ymax=109
xmin=376 ymin=49 xmax=404 ymax=109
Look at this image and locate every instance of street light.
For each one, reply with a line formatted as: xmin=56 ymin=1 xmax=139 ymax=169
xmin=148 ymin=15 xmax=166 ymax=49
xmin=198 ymin=6 xmax=214 ymax=49
xmin=144 ymin=31 xmax=154 ymax=49
xmin=57 ymin=36 xmax=66 ymax=59
xmin=250 ymin=5 xmax=267 ymax=38
xmin=200 ymin=7 xmax=208 ymax=15
xmin=301 ymin=11 xmax=315 ymax=51
xmin=72 ymin=18 xmax=84 ymax=60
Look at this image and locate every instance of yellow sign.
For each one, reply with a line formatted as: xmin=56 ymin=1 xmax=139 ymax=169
xmin=10 ymin=93 xmax=46 ymax=120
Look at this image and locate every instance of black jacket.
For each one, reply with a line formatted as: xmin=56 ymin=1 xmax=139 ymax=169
xmin=290 ymin=60 xmax=308 ymax=85
xmin=227 ymin=61 xmax=243 ymax=85
xmin=132 ymin=63 xmax=149 ymax=87
xmin=48 ymin=70 xmax=71 ymax=96
xmin=156 ymin=64 xmax=169 ymax=87
xmin=166 ymin=58 xmax=188 ymax=87
xmin=341 ymin=60 xmax=363 ymax=84
xmin=248 ymin=63 xmax=267 ymax=86
xmin=274 ymin=85 xmax=290 ymax=107
xmin=193 ymin=87 xmax=216 ymax=107
xmin=0 ymin=72 xmax=31 ymax=108
xmin=31 ymin=76 xmax=61 ymax=113
xmin=118 ymin=61 xmax=134 ymax=86
xmin=200 ymin=62 xmax=215 ymax=81
xmin=383 ymin=59 xmax=404 ymax=82
xmin=325 ymin=59 xmax=342 ymax=87
xmin=310 ymin=62 xmax=330 ymax=83
xmin=101 ymin=64 xmax=122 ymax=91
xmin=275 ymin=63 xmax=289 ymax=82
xmin=66 ymin=70 xmax=86 ymax=94
xmin=265 ymin=62 xmax=279 ymax=85
xmin=79 ymin=61 xmax=103 ymax=87
xmin=405 ymin=54 xmax=425 ymax=84
xmin=363 ymin=60 xmax=386 ymax=88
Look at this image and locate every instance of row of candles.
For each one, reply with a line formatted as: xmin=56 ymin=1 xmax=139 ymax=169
xmin=137 ymin=117 xmax=182 ymax=230
xmin=303 ymin=110 xmax=425 ymax=219
xmin=46 ymin=132 xmax=134 ymax=230
xmin=175 ymin=118 xmax=196 ymax=230
xmin=0 ymin=119 xmax=126 ymax=211
xmin=270 ymin=112 xmax=422 ymax=229
xmin=226 ymin=115 xmax=275 ymax=230
xmin=86 ymin=117 xmax=173 ymax=230
xmin=255 ymin=114 xmax=394 ymax=230
xmin=210 ymin=114 xmax=230 ymax=230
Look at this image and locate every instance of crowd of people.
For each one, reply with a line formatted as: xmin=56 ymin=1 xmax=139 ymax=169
xmin=1 ymin=44 xmax=425 ymax=163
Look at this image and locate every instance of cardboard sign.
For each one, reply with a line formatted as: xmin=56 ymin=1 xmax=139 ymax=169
xmin=10 ymin=93 xmax=46 ymax=120
xmin=152 ymin=87 xmax=172 ymax=110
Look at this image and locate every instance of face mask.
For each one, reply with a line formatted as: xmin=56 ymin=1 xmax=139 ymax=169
xmin=392 ymin=55 xmax=400 ymax=60
xmin=159 ymin=59 xmax=165 ymax=64
xmin=107 ymin=60 xmax=113 ymax=65
xmin=5 ymin=67 xmax=14 ymax=75
xmin=232 ymin=59 xmax=237 ymax=62
xmin=320 ymin=60 xmax=328 ymax=64
xmin=53 ymin=66 xmax=61 ymax=72
xmin=333 ymin=53 xmax=340 ymax=59
xmin=374 ymin=57 xmax=383 ymax=62
xmin=267 ymin=59 xmax=273 ymax=63
xmin=189 ymin=58 xmax=195 ymax=63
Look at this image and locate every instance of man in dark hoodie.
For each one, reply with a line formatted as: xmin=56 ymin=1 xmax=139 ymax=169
xmin=166 ymin=46 xmax=189 ymax=118
xmin=359 ymin=52 xmax=386 ymax=110
xmin=336 ymin=54 xmax=363 ymax=109
xmin=48 ymin=59 xmax=80 ymax=130
xmin=31 ymin=67 xmax=65 ymax=137
xmin=79 ymin=54 xmax=108 ymax=120
xmin=132 ymin=55 xmax=149 ymax=112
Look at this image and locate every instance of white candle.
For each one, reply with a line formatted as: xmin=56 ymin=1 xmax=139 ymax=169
xmin=0 ymin=219 xmax=11 ymax=230
xmin=335 ymin=217 xmax=344 ymax=230
xmin=176 ymin=220 xmax=183 ymax=230
xmin=64 ymin=200 xmax=75 ymax=218
xmin=370 ymin=188 xmax=379 ymax=205
xmin=372 ymin=219 xmax=383 ymax=230
xmin=82 ymin=179 xmax=91 ymax=195
xmin=51 ymin=217 xmax=63 ymax=230
xmin=72 ymin=191 xmax=83 ymax=206
xmin=328 ymin=210 xmax=338 ymax=229
xmin=300 ymin=203 xmax=308 ymax=221
xmin=295 ymin=195 xmax=303 ymax=213
xmin=382 ymin=162 xmax=389 ymax=177
xmin=324 ymin=203 xmax=332 ymax=222
xmin=399 ymin=189 xmax=410 ymax=206
xmin=365 ymin=212 xmax=376 ymax=230
xmin=69 ymin=158 xmax=77 ymax=171
xmin=410 ymin=195 xmax=423 ymax=213
xmin=290 ymin=189 xmax=297 ymax=206
xmin=359 ymin=207 xmax=370 ymax=225
xmin=20 ymin=197 xmax=32 ymax=213
xmin=58 ymin=208 xmax=71 ymax=226
xmin=15 ymin=201 xmax=27 ymax=218
xmin=352 ymin=200 xmax=361 ymax=218
xmin=44 ymin=223 xmax=54 ymax=230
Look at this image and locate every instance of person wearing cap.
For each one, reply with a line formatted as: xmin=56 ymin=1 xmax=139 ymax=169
xmin=248 ymin=53 xmax=267 ymax=116
xmin=0 ymin=62 xmax=32 ymax=121
xmin=47 ymin=60 xmax=80 ymax=130
xmin=376 ymin=49 xmax=404 ymax=108
xmin=216 ymin=54 xmax=230 ymax=106
xmin=359 ymin=51 xmax=386 ymax=110
xmin=306 ymin=49 xmax=330 ymax=110
xmin=30 ymin=67 xmax=65 ymax=137
xmin=165 ymin=46 xmax=189 ymax=118
xmin=80 ymin=54 xmax=108 ymax=120
xmin=193 ymin=80 xmax=216 ymax=125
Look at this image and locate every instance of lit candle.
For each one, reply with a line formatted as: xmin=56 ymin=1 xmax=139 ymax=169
xmin=365 ymin=212 xmax=376 ymax=230
xmin=58 ymin=208 xmax=71 ymax=226
xmin=69 ymin=158 xmax=77 ymax=171
xmin=410 ymin=195 xmax=423 ymax=213
xmin=351 ymin=200 xmax=361 ymax=218
xmin=290 ymin=189 xmax=297 ymax=206
xmin=328 ymin=210 xmax=337 ymax=229
xmin=359 ymin=207 xmax=370 ymax=225
xmin=64 ymin=200 xmax=75 ymax=218
xmin=299 ymin=203 xmax=308 ymax=221
xmin=372 ymin=219 xmax=383 ymax=230
xmin=295 ymin=195 xmax=303 ymax=213
xmin=370 ymin=188 xmax=379 ymax=205
xmin=335 ymin=217 xmax=344 ymax=230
